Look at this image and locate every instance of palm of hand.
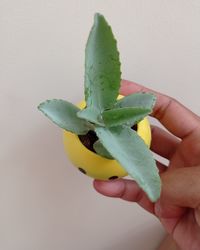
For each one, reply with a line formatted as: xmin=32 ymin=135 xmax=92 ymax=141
xmin=159 ymin=129 xmax=200 ymax=249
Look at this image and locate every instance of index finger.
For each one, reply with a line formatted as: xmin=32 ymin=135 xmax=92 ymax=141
xmin=120 ymin=80 xmax=200 ymax=139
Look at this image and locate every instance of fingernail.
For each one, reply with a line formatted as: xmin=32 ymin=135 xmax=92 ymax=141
xmin=154 ymin=200 xmax=161 ymax=217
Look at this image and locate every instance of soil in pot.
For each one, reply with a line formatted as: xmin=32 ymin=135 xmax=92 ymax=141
xmin=78 ymin=124 xmax=138 ymax=153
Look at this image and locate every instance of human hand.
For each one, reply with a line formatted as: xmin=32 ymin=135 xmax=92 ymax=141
xmin=93 ymin=80 xmax=200 ymax=250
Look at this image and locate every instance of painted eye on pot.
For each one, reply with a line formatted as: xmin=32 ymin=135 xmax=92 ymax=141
xmin=78 ymin=168 xmax=87 ymax=175
xmin=108 ymin=176 xmax=118 ymax=180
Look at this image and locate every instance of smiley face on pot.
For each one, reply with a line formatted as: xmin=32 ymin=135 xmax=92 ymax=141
xmin=63 ymin=99 xmax=152 ymax=180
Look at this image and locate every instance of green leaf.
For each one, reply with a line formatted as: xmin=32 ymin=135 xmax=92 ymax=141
xmin=77 ymin=107 xmax=104 ymax=126
xmin=38 ymin=99 xmax=91 ymax=135
xmin=93 ymin=140 xmax=114 ymax=159
xmin=102 ymin=107 xmax=151 ymax=127
xmin=115 ymin=93 xmax=156 ymax=110
xmin=95 ymin=126 xmax=161 ymax=202
xmin=85 ymin=13 xmax=121 ymax=111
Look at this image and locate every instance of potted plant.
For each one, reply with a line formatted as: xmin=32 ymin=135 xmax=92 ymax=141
xmin=38 ymin=13 xmax=161 ymax=202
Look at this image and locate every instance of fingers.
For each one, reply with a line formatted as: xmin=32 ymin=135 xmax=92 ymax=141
xmin=120 ymin=80 xmax=147 ymax=95
xmin=156 ymin=160 xmax=168 ymax=173
xmin=94 ymin=167 xmax=200 ymax=215
xmin=151 ymin=125 xmax=180 ymax=160
xmin=93 ymin=179 xmax=155 ymax=214
xmin=120 ymin=80 xmax=200 ymax=139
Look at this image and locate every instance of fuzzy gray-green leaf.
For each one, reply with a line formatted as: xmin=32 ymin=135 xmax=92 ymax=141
xmin=102 ymin=107 xmax=151 ymax=127
xmin=95 ymin=126 xmax=161 ymax=202
xmin=115 ymin=93 xmax=156 ymax=110
xmin=85 ymin=13 xmax=121 ymax=111
xmin=38 ymin=99 xmax=91 ymax=135
xmin=77 ymin=107 xmax=104 ymax=126
xmin=93 ymin=140 xmax=114 ymax=159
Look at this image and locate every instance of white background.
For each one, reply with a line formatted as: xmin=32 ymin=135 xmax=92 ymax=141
xmin=1 ymin=1 xmax=200 ymax=249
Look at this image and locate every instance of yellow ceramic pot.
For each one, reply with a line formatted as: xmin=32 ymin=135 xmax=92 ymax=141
xmin=63 ymin=97 xmax=151 ymax=180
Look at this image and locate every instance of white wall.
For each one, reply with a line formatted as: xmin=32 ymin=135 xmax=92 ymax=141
xmin=1 ymin=1 xmax=200 ymax=249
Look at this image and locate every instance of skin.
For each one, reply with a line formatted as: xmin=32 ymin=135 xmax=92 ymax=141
xmin=93 ymin=80 xmax=200 ymax=250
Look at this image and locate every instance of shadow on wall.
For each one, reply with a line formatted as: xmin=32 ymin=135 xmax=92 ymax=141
xmin=106 ymin=222 xmax=165 ymax=250
xmin=1 ymin=123 xmax=165 ymax=250
xmin=1 ymin=123 xmax=88 ymax=199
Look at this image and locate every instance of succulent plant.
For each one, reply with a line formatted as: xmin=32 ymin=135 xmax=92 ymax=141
xmin=38 ymin=13 xmax=161 ymax=202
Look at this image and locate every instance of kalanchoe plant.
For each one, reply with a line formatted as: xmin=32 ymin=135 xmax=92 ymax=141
xmin=38 ymin=13 xmax=161 ymax=202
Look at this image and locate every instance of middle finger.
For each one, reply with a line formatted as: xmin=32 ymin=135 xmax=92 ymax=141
xmin=151 ymin=125 xmax=180 ymax=160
